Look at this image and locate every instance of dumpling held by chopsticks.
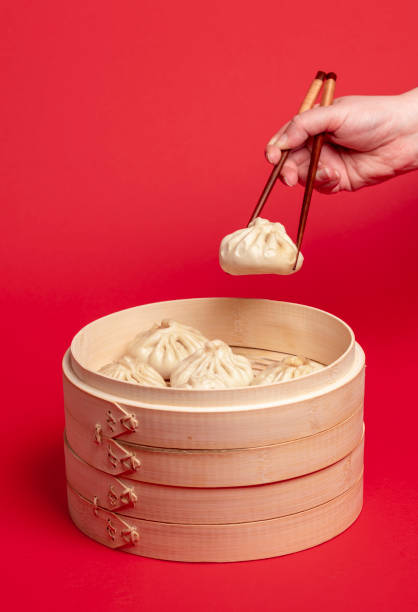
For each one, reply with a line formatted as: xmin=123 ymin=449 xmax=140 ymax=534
xmin=219 ymin=217 xmax=303 ymax=276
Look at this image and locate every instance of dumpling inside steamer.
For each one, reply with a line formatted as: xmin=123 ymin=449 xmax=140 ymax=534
xmin=219 ymin=217 xmax=303 ymax=276
xmin=127 ymin=319 xmax=208 ymax=379
xmin=170 ymin=339 xmax=254 ymax=389
xmin=96 ymin=316 xmax=323 ymax=390
xmin=99 ymin=356 xmax=167 ymax=387
xmin=252 ymin=355 xmax=323 ymax=385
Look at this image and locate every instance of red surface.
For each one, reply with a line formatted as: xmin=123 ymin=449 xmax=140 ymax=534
xmin=2 ymin=1 xmax=417 ymax=610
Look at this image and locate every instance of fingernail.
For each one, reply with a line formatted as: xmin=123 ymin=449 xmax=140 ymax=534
xmin=266 ymin=148 xmax=280 ymax=164
xmin=276 ymin=134 xmax=288 ymax=149
xmin=317 ymin=167 xmax=331 ymax=181
xmin=267 ymin=135 xmax=277 ymax=146
xmin=283 ymin=175 xmax=294 ymax=186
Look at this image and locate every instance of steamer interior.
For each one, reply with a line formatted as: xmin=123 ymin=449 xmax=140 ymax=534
xmin=71 ymin=298 xmax=353 ymax=381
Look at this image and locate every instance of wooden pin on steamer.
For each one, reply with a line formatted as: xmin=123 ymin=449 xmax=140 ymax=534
xmin=247 ymin=70 xmax=327 ymax=226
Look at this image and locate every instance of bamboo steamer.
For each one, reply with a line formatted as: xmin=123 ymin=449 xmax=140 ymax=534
xmin=65 ymin=298 xmax=365 ymax=450
xmin=67 ymin=475 xmax=363 ymax=563
xmin=63 ymin=351 xmax=364 ymax=450
xmin=65 ymin=432 xmax=364 ymax=524
xmin=64 ymin=298 xmax=366 ymax=559
xmin=65 ymin=405 xmax=363 ymax=487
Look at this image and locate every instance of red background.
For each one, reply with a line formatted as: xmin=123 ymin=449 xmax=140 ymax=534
xmin=2 ymin=1 xmax=417 ymax=610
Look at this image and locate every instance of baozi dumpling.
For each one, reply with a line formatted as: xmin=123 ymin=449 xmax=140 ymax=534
xmin=170 ymin=339 xmax=253 ymax=389
xmin=127 ymin=319 xmax=208 ymax=379
xmin=219 ymin=217 xmax=303 ymax=275
xmin=177 ymin=372 xmax=232 ymax=390
xmin=99 ymin=361 xmax=133 ymax=382
xmin=252 ymin=355 xmax=322 ymax=385
xmin=98 ymin=356 xmax=167 ymax=387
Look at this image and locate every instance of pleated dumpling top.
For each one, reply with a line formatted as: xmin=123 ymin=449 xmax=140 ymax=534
xmin=99 ymin=355 xmax=167 ymax=387
xmin=219 ymin=217 xmax=303 ymax=275
xmin=170 ymin=339 xmax=253 ymax=389
xmin=252 ymin=355 xmax=323 ymax=385
xmin=127 ymin=319 xmax=208 ymax=379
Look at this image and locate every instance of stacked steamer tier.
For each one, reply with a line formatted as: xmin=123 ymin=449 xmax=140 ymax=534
xmin=63 ymin=298 xmax=365 ymax=562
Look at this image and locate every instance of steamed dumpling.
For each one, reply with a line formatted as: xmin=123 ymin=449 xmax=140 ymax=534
xmin=99 ymin=361 xmax=133 ymax=382
xmin=127 ymin=319 xmax=208 ymax=379
xmin=170 ymin=339 xmax=253 ymax=389
xmin=219 ymin=217 xmax=303 ymax=275
xmin=252 ymin=355 xmax=322 ymax=385
xmin=98 ymin=356 xmax=167 ymax=387
xmin=176 ymin=372 xmax=232 ymax=390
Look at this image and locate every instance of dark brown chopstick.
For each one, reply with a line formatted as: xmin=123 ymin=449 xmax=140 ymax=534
xmin=293 ymin=72 xmax=337 ymax=269
xmin=247 ymin=70 xmax=326 ymax=227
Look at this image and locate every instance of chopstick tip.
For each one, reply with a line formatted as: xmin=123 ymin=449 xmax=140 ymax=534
xmin=315 ymin=70 xmax=326 ymax=81
xmin=326 ymin=72 xmax=337 ymax=81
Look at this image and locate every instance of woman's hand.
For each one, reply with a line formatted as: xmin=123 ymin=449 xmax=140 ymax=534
xmin=265 ymin=88 xmax=418 ymax=193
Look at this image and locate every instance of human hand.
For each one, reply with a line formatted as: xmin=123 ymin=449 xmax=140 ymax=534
xmin=265 ymin=88 xmax=418 ymax=193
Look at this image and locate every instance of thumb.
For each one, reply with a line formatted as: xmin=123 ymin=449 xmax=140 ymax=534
xmin=269 ymin=105 xmax=343 ymax=152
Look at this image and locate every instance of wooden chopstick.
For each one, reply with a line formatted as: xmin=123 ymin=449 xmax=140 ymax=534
xmin=247 ymin=70 xmax=327 ymax=227
xmin=293 ymin=71 xmax=337 ymax=269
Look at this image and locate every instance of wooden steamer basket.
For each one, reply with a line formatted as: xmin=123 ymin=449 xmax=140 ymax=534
xmin=63 ymin=298 xmax=365 ymax=562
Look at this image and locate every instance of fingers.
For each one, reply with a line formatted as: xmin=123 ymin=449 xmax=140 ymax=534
xmin=279 ymin=146 xmax=342 ymax=193
xmin=279 ymin=159 xmax=299 ymax=186
xmin=265 ymin=144 xmax=281 ymax=165
xmin=278 ymin=149 xmax=308 ymax=186
xmin=265 ymin=120 xmax=291 ymax=164
xmin=303 ymin=165 xmax=341 ymax=194
xmin=266 ymin=105 xmax=344 ymax=164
